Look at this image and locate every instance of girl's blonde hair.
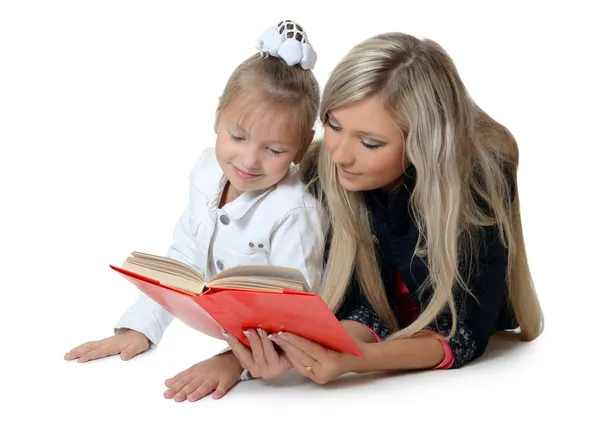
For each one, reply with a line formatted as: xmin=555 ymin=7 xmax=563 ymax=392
xmin=305 ymin=32 xmax=543 ymax=342
xmin=217 ymin=53 xmax=320 ymax=162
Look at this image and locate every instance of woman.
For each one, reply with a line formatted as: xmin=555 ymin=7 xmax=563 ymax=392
xmin=165 ymin=31 xmax=544 ymax=398
xmin=224 ymin=30 xmax=544 ymax=383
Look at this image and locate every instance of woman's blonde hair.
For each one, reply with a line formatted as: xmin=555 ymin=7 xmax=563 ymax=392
xmin=217 ymin=53 xmax=320 ymax=162
xmin=305 ymin=32 xmax=543 ymax=342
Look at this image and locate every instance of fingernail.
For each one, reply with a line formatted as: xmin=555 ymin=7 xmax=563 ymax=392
xmin=242 ymin=330 xmax=250 ymax=337
xmin=221 ymin=329 xmax=228 ymax=338
xmin=277 ymin=332 xmax=288 ymax=340
xmin=257 ymin=328 xmax=264 ymax=337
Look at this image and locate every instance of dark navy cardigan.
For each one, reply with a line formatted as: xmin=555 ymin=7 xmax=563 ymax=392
xmin=305 ymin=162 xmax=518 ymax=369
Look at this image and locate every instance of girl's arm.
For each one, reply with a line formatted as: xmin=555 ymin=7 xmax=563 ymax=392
xmin=114 ymin=149 xmax=211 ymax=345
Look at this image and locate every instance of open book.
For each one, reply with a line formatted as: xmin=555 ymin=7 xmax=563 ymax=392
xmin=120 ymin=251 xmax=310 ymax=295
xmin=110 ymin=251 xmax=362 ymax=356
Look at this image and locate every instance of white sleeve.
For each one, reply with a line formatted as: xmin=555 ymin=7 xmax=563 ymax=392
xmin=114 ymin=151 xmax=209 ymax=345
xmin=269 ymin=205 xmax=325 ymax=291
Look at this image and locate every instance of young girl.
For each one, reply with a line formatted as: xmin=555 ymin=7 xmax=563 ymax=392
xmin=222 ymin=31 xmax=544 ymax=384
xmin=64 ymin=19 xmax=324 ymax=372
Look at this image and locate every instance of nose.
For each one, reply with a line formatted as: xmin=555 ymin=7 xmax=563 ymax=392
xmin=328 ymin=133 xmax=355 ymax=167
xmin=240 ymin=145 xmax=261 ymax=171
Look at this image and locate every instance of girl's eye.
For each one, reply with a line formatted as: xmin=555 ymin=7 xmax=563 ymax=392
xmin=267 ymin=147 xmax=283 ymax=155
xmin=229 ymin=133 xmax=244 ymax=142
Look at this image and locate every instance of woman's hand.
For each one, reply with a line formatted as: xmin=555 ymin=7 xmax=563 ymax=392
xmin=223 ymin=328 xmax=292 ymax=380
xmin=268 ymin=332 xmax=367 ymax=384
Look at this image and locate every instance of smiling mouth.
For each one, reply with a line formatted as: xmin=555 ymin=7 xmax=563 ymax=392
xmin=337 ymin=166 xmax=360 ymax=176
xmin=233 ymin=166 xmax=262 ymax=179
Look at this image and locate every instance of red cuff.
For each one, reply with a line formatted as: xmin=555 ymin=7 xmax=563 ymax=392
xmin=364 ymin=326 xmax=383 ymax=343
xmin=423 ymin=329 xmax=454 ymax=369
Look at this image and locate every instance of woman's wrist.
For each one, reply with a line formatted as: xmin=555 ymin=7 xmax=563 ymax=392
xmin=342 ymin=334 xmax=446 ymax=374
xmin=343 ymin=342 xmax=379 ymax=374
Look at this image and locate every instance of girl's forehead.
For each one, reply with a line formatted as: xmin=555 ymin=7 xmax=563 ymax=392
xmin=226 ymin=95 xmax=299 ymax=127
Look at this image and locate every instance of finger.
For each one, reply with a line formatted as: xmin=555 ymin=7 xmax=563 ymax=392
xmin=64 ymin=341 xmax=98 ymax=360
xmin=225 ymin=332 xmax=256 ymax=372
xmin=269 ymin=334 xmax=315 ymax=369
xmin=165 ymin=366 xmax=193 ymax=388
xmin=164 ymin=374 xmax=195 ymax=399
xmin=120 ymin=340 xmax=148 ymax=361
xmin=272 ymin=338 xmax=316 ymax=379
xmin=258 ymin=329 xmax=280 ymax=366
xmin=174 ymin=377 xmax=211 ymax=402
xmin=244 ymin=329 xmax=267 ymax=369
xmin=77 ymin=343 xmax=121 ymax=363
xmin=277 ymin=332 xmax=329 ymax=361
xmin=211 ymin=379 xmax=236 ymax=400
xmin=164 ymin=375 xmax=200 ymax=399
xmin=188 ymin=381 xmax=220 ymax=402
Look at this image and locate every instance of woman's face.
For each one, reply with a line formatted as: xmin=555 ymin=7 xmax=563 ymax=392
xmin=323 ymin=95 xmax=410 ymax=192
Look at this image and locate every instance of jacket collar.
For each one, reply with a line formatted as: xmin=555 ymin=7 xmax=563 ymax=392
xmin=191 ymin=160 xmax=287 ymax=220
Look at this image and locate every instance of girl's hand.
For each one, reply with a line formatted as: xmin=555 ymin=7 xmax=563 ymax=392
xmin=268 ymin=332 xmax=366 ymax=384
xmin=224 ymin=328 xmax=292 ymax=379
xmin=64 ymin=329 xmax=150 ymax=363
xmin=163 ymin=353 xmax=243 ymax=401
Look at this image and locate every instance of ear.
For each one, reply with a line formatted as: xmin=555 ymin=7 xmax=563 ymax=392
xmin=214 ymin=97 xmax=221 ymax=134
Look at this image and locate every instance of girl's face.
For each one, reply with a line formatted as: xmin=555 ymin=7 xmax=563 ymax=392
xmin=324 ymin=95 xmax=410 ymax=192
xmin=214 ymin=93 xmax=305 ymax=197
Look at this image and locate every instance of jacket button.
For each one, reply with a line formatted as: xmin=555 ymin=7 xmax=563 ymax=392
xmin=216 ymin=260 xmax=224 ymax=270
xmin=219 ymin=214 xmax=230 ymax=225
xmin=248 ymin=242 xmax=254 ymax=247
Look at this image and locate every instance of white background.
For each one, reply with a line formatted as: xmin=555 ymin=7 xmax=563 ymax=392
xmin=1 ymin=0 xmax=598 ymax=426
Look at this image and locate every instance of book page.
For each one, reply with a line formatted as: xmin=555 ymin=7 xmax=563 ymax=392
xmin=121 ymin=260 xmax=205 ymax=294
xmin=207 ymin=275 xmax=308 ymax=292
xmin=209 ymin=265 xmax=307 ymax=286
xmin=129 ymin=251 xmax=204 ymax=282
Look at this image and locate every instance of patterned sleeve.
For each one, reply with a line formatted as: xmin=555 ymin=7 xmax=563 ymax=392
xmin=427 ymin=222 xmax=511 ymax=368
xmin=338 ymin=302 xmax=394 ymax=341
xmin=335 ymin=275 xmax=394 ymax=340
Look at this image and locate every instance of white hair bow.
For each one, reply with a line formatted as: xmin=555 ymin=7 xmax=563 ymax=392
xmin=255 ymin=20 xmax=317 ymax=70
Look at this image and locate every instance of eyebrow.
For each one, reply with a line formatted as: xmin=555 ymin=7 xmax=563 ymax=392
xmin=228 ymin=123 xmax=290 ymax=147
xmin=328 ymin=113 xmax=388 ymax=142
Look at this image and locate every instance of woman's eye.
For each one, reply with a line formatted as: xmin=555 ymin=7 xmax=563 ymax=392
xmin=361 ymin=139 xmax=380 ymax=150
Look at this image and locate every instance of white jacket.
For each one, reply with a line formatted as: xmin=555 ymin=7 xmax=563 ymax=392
xmin=114 ymin=146 xmax=325 ymax=345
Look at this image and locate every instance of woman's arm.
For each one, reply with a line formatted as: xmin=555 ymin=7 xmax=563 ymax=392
xmin=339 ymin=321 xmax=446 ymax=371
xmin=349 ymin=332 xmax=446 ymax=372
xmin=345 ymin=223 xmax=510 ymax=373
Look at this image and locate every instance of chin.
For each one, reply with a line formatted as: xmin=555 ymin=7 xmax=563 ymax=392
xmin=337 ymin=178 xmax=365 ymax=192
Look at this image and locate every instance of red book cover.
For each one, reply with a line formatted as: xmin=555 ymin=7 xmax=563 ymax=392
xmin=109 ymin=265 xmax=363 ymax=356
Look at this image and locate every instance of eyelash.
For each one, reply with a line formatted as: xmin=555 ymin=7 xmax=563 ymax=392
xmin=327 ymin=120 xmax=380 ymax=150
xmin=229 ymin=134 xmax=283 ymax=155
